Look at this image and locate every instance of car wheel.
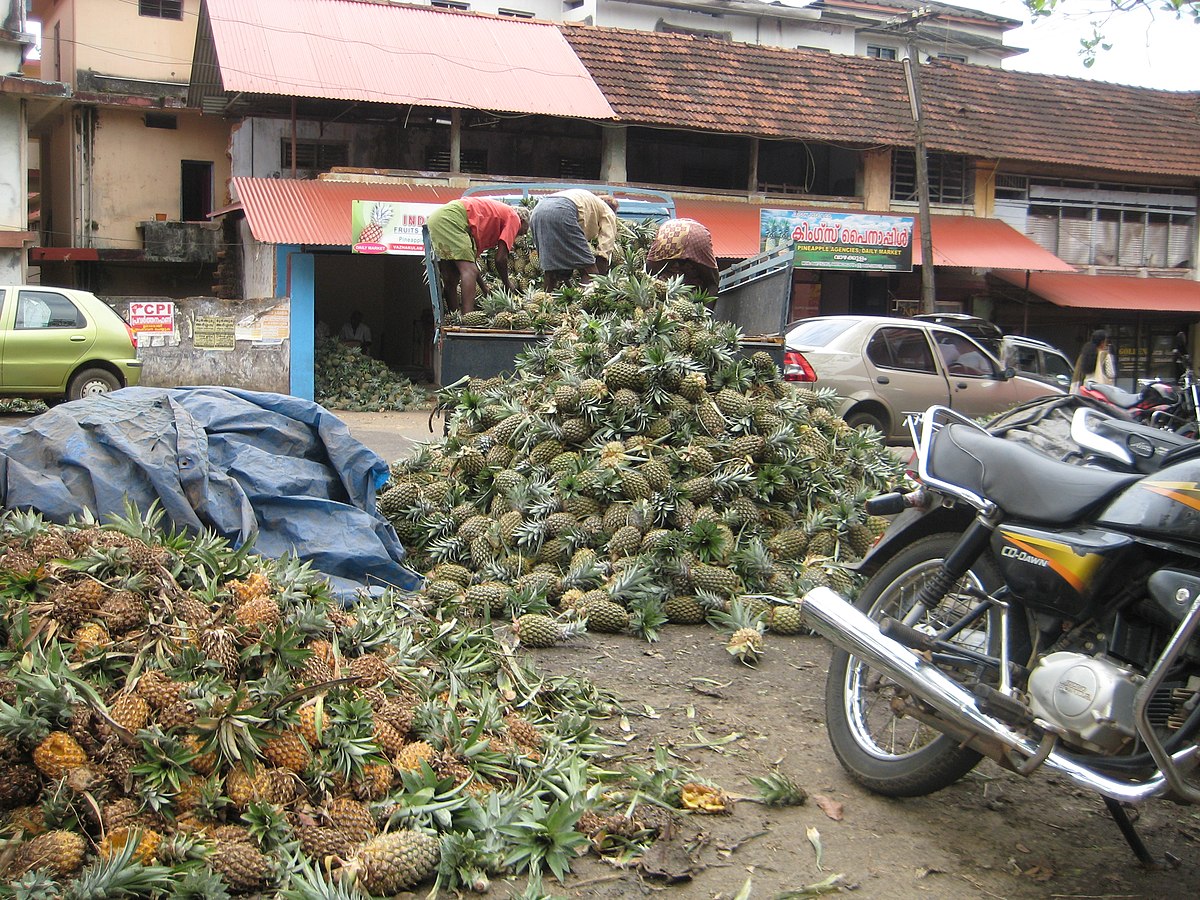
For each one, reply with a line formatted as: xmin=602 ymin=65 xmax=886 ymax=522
xmin=846 ymin=409 xmax=886 ymax=435
xmin=67 ymin=368 xmax=121 ymax=402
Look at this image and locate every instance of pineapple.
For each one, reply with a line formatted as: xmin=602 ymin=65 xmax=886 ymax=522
xmin=395 ymin=740 xmax=436 ymax=772
xmin=32 ymin=732 xmax=87 ymax=778
xmin=580 ymin=598 xmax=630 ymax=633
xmin=767 ymin=603 xmax=807 ymax=636
xmin=511 ymin=613 xmax=580 ymax=648
xmin=327 ymin=797 xmax=377 ymax=844
xmin=9 ymin=829 xmax=87 ymax=878
xmin=99 ymin=826 xmax=162 ymax=864
xmin=358 ymin=202 xmax=393 ymax=243
xmin=108 ymin=693 xmax=151 ymax=732
xmin=209 ymin=838 xmax=272 ymax=892
xmin=347 ymin=830 xmax=441 ymax=894
xmin=262 ymin=730 xmax=312 ymax=773
xmin=72 ymin=621 xmax=110 ymax=658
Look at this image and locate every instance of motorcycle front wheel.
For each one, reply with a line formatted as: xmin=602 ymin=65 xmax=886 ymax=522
xmin=825 ymin=534 xmax=1006 ymax=798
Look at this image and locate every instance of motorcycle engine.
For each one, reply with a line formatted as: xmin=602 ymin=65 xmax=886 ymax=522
xmin=1026 ymin=652 xmax=1143 ymax=754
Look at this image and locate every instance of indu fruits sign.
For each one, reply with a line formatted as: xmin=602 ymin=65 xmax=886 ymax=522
xmin=760 ymin=210 xmax=914 ymax=272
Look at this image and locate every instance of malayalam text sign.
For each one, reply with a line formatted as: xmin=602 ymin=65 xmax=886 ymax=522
xmin=760 ymin=210 xmax=914 ymax=272
xmin=352 ymin=201 xmax=440 ymax=255
xmin=128 ymin=301 xmax=175 ymax=339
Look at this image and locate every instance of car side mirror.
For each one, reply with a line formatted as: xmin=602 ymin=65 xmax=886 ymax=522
xmin=997 ymin=366 xmax=1016 ymax=381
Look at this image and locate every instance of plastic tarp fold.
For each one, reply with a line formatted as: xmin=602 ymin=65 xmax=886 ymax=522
xmin=0 ymin=387 xmax=422 ymax=597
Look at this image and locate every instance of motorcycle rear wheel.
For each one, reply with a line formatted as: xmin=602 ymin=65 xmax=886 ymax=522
xmin=825 ymin=534 xmax=1005 ymax=797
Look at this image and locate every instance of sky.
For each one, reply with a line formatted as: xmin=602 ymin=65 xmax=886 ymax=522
xmin=963 ymin=0 xmax=1200 ymax=90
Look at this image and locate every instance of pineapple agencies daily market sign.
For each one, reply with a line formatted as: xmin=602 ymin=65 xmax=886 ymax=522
xmin=761 ymin=210 xmax=914 ymax=272
xmin=351 ymin=201 xmax=439 ymax=255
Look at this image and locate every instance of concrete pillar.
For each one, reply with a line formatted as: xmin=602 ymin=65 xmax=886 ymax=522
xmin=600 ymin=125 xmax=627 ymax=184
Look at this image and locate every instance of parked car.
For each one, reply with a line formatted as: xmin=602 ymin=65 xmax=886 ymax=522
xmin=0 ymin=286 xmax=142 ymax=403
xmin=782 ymin=315 xmax=1064 ymax=441
xmin=1001 ymin=334 xmax=1074 ymax=390
xmin=912 ymin=312 xmax=1004 ymax=357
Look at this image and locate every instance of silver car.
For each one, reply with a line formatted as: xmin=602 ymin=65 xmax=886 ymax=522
xmin=783 ymin=315 xmax=1064 ymax=440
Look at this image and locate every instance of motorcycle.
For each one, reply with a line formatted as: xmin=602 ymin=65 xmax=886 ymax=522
xmin=801 ymin=405 xmax=1200 ymax=862
xmin=1079 ymin=360 xmax=1199 ymax=439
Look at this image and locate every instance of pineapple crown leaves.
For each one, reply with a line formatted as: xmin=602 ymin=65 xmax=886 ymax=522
xmin=58 ymin=836 xmax=175 ymax=900
xmin=625 ymin=593 xmax=668 ymax=644
xmin=242 ymin=800 xmax=297 ymax=852
xmin=747 ymin=769 xmax=809 ymax=807
xmin=3 ymin=869 xmax=63 ymax=900
xmin=684 ymin=519 xmax=732 ymax=565
xmin=498 ymin=795 xmax=590 ymax=883
xmin=706 ymin=597 xmax=767 ymax=636
xmin=130 ymin=726 xmax=196 ymax=799
xmin=169 ymin=870 xmax=233 ymax=900
xmin=191 ymin=688 xmax=272 ymax=771
xmin=435 ymin=830 xmax=501 ymax=895
xmin=279 ymin=859 xmax=367 ymax=900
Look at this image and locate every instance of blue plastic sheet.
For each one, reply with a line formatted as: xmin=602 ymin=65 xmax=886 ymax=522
xmin=0 ymin=386 xmax=423 ymax=598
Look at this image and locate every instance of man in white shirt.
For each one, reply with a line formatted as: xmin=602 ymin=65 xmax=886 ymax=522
xmin=340 ymin=311 xmax=372 ymax=354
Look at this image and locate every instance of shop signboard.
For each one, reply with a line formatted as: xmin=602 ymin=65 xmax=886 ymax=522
xmin=351 ymin=201 xmax=439 ymax=255
xmin=761 ymin=210 xmax=914 ymax=272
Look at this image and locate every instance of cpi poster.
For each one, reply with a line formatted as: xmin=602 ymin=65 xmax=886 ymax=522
xmin=352 ymin=201 xmax=440 ymax=255
xmin=761 ymin=210 xmax=914 ymax=272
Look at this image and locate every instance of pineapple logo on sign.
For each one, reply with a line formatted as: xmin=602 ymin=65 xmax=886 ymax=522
xmin=351 ymin=200 xmax=440 ymax=256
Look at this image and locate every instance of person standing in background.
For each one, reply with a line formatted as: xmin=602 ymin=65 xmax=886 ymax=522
xmin=529 ymin=190 xmax=620 ymax=291
xmin=1070 ymin=329 xmax=1115 ymax=393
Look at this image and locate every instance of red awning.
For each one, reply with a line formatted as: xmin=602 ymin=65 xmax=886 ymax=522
xmin=202 ymin=0 xmax=615 ymax=120
xmin=673 ymin=200 xmax=1074 ymax=269
xmin=230 ymin=178 xmax=465 ymax=246
xmin=913 ymin=216 xmax=1074 ymax=271
xmin=995 ymin=270 xmax=1200 ymax=313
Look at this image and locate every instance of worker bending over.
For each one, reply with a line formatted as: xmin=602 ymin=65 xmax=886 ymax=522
xmin=427 ymin=198 xmax=530 ymax=314
xmin=646 ymin=218 xmax=720 ymax=295
xmin=529 ymin=190 xmax=620 ymax=291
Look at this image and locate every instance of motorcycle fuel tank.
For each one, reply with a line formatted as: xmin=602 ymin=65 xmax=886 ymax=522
xmin=992 ymin=525 xmax=1136 ymax=618
xmin=1097 ymin=456 xmax=1200 ymax=546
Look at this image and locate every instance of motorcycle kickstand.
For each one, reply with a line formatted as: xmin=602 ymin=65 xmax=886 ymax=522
xmin=1102 ymin=797 xmax=1156 ymax=867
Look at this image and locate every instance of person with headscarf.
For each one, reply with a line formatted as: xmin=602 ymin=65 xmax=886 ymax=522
xmin=529 ymin=190 xmax=620 ymax=291
xmin=427 ymin=198 xmax=530 ymax=314
xmin=645 ymin=218 xmax=720 ymax=295
xmin=1070 ymin=328 xmax=1116 ymax=393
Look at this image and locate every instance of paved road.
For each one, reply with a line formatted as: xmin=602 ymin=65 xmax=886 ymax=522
xmin=332 ymin=409 xmax=446 ymax=463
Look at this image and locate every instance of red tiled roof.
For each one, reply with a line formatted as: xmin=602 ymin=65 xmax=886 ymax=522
xmin=561 ymin=25 xmax=1200 ymax=178
xmin=561 ymin=25 xmax=913 ymax=147
xmin=203 ymin=0 xmax=614 ymax=120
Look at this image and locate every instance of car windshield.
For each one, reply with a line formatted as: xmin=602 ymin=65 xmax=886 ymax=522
xmin=787 ymin=319 xmax=856 ymax=347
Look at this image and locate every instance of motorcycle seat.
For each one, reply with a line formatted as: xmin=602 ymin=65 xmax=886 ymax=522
xmin=932 ymin=424 xmax=1140 ymax=523
xmin=1086 ymin=381 xmax=1142 ymax=407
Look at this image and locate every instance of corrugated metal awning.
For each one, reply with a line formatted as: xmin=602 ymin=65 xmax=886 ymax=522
xmin=995 ymin=271 xmax=1200 ymax=313
xmin=192 ymin=0 xmax=615 ymax=120
xmin=230 ymin=178 xmax=465 ymax=246
xmin=674 ymin=199 xmax=1076 ymax=270
xmin=915 ymin=216 xmax=1075 ymax=270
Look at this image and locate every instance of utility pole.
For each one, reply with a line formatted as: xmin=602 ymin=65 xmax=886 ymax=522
xmin=881 ymin=9 xmax=938 ymax=313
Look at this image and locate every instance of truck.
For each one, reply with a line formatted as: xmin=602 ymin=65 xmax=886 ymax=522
xmin=422 ymin=183 xmax=792 ymax=385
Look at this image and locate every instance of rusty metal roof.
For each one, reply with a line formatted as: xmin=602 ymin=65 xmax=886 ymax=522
xmin=231 ymin=177 xmax=465 ymax=246
xmin=198 ymin=0 xmax=614 ymax=120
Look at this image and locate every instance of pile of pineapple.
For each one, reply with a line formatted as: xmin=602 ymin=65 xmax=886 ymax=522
xmin=0 ymin=507 xmax=652 ymax=896
xmin=314 ymin=337 xmax=431 ymax=412
xmin=444 ymin=215 xmax=661 ymax=332
xmin=382 ymin=258 xmax=903 ymax=661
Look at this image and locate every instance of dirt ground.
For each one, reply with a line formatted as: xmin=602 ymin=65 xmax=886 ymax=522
xmin=511 ymin=626 xmax=1200 ymax=900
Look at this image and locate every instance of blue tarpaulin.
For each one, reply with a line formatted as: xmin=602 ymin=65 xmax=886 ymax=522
xmin=0 ymin=386 xmax=423 ymax=597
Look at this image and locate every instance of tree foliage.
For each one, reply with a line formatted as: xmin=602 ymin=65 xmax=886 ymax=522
xmin=1023 ymin=0 xmax=1199 ymax=65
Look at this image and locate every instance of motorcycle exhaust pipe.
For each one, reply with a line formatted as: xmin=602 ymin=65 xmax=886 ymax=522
xmin=801 ymin=587 xmax=1188 ymax=803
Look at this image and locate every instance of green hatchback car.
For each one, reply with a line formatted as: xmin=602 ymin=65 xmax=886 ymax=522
xmin=0 ymin=286 xmax=142 ymax=403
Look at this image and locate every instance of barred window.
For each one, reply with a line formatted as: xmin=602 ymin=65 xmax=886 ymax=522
xmin=891 ymin=151 xmax=973 ymax=205
xmin=139 ymin=0 xmax=183 ymax=20
xmin=280 ymin=140 xmax=349 ymax=172
xmin=1022 ymin=179 xmax=1195 ymax=268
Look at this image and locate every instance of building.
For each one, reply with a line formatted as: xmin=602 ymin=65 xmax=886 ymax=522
xmin=12 ymin=0 xmax=1200 ymax=396
xmin=414 ymin=0 xmax=1022 ymax=68
xmin=29 ymin=0 xmax=231 ymax=296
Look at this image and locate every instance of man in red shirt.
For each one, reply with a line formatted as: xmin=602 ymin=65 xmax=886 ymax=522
xmin=427 ymin=198 xmax=530 ymax=314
